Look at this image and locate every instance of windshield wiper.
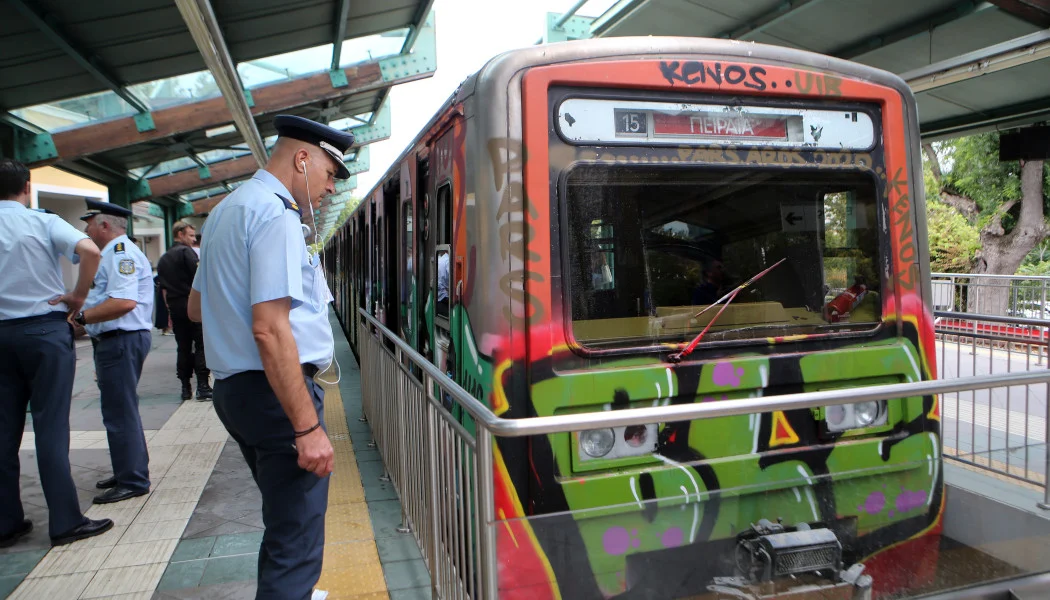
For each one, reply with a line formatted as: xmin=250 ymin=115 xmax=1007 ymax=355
xmin=668 ymin=258 xmax=787 ymax=363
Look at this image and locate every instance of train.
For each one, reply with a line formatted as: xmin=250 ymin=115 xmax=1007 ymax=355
xmin=325 ymin=37 xmax=942 ymax=600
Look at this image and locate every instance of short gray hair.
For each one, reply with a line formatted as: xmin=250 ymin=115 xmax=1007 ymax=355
xmin=96 ymin=214 xmax=127 ymax=231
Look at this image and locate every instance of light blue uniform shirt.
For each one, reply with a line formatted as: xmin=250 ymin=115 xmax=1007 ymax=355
xmin=193 ymin=170 xmax=334 ymax=380
xmin=0 ymin=200 xmax=87 ymax=320
xmin=83 ymin=234 xmax=155 ymax=337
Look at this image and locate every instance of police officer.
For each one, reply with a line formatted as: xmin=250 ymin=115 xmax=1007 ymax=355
xmin=0 ymin=158 xmax=114 ymax=546
xmin=74 ymin=199 xmax=154 ymax=504
xmin=189 ymin=115 xmax=349 ymax=600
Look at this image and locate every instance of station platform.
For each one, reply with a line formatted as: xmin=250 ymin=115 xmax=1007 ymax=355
xmin=2 ymin=312 xmax=430 ymax=600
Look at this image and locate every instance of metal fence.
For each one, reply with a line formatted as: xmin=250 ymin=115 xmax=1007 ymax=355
xmin=356 ymin=308 xmax=1050 ymax=599
xmin=932 ymin=272 xmax=1050 ymax=320
xmin=935 ymin=308 xmax=1050 ymax=488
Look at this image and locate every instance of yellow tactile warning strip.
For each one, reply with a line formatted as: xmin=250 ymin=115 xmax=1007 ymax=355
xmin=11 ymin=401 xmax=227 ymax=599
xmin=316 ymin=379 xmax=390 ymax=599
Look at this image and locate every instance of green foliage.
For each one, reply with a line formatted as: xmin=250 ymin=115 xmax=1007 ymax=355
xmin=925 ymin=199 xmax=980 ymax=272
xmin=940 ymin=133 xmax=1022 ymax=218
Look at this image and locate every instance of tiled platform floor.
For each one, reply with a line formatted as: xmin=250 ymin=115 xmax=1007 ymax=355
xmin=3 ymin=314 xmax=434 ymax=599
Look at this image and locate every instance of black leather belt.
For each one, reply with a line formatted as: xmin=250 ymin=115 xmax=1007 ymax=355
xmin=96 ymin=329 xmax=149 ymax=340
xmin=302 ymin=363 xmax=319 ymax=378
xmin=0 ymin=311 xmax=68 ymax=326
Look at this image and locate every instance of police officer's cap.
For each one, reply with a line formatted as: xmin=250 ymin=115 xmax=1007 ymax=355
xmin=80 ymin=198 xmax=132 ymax=221
xmin=273 ymin=114 xmax=355 ymax=180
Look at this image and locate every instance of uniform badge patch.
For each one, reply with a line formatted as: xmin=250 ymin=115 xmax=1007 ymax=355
xmin=118 ymin=259 xmax=135 ymax=275
xmin=114 ymin=242 xmax=126 ymax=254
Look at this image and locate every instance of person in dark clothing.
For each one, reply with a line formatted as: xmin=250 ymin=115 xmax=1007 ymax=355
xmin=157 ymin=221 xmax=211 ymax=401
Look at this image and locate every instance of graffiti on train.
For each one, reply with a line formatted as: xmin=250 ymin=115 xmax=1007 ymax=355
xmin=488 ymin=137 xmax=545 ymax=327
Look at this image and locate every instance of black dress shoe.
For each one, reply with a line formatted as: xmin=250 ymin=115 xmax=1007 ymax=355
xmin=180 ymin=379 xmax=192 ymax=401
xmin=0 ymin=519 xmax=32 ymax=548
xmin=96 ymin=476 xmax=117 ymax=489
xmin=51 ymin=518 xmax=114 ymax=546
xmin=93 ymin=486 xmax=149 ymax=505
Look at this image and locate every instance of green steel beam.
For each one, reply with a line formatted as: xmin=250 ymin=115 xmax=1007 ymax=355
xmin=544 ymin=12 xmax=595 ymax=43
xmin=175 ymin=201 xmax=196 ymax=220
xmin=163 ymin=204 xmax=175 ymax=249
xmin=330 ymin=0 xmax=352 ymax=71
xmin=380 ymin=12 xmax=436 ymax=82
xmin=8 ymin=0 xmax=149 ymax=113
xmin=334 ymin=175 xmax=358 ymax=194
xmin=343 ymin=146 xmax=369 ymax=176
xmin=349 ymin=98 xmax=391 ymax=145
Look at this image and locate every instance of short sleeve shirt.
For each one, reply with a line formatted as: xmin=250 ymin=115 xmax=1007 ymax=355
xmin=192 ymin=170 xmax=334 ymax=380
xmin=83 ymin=235 xmax=155 ymax=337
xmin=0 ymin=200 xmax=87 ymax=320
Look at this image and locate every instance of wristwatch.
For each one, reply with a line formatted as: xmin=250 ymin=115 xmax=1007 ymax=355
xmin=74 ymin=311 xmax=87 ymax=326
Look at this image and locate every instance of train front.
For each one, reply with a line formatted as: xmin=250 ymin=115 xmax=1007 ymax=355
xmin=483 ymin=42 xmax=941 ymax=600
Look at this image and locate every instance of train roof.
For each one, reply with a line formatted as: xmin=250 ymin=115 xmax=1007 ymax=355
xmin=343 ymin=36 xmax=915 ymax=223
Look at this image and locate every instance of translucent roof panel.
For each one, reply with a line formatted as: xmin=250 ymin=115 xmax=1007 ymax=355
xmin=11 ymin=90 xmax=138 ymax=133
xmin=239 ymin=44 xmax=334 ymax=89
xmin=128 ymin=71 xmax=221 ymax=111
xmin=329 ymin=112 xmax=373 ymax=131
xmin=338 ymin=29 xmax=409 ymax=67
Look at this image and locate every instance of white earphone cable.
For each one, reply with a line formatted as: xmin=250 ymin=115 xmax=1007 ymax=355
xmin=302 ymin=160 xmax=342 ymax=386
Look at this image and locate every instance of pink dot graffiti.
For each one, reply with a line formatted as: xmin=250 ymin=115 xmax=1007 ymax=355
xmin=602 ymin=527 xmax=630 ymax=555
xmin=712 ymin=362 xmax=745 ymax=387
xmin=661 ymin=527 xmax=684 ymax=548
xmin=857 ymin=491 xmax=886 ymax=515
xmin=895 ymin=487 xmax=927 ymax=514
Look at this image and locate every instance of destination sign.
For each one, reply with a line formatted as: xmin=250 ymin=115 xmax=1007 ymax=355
xmin=652 ymin=112 xmax=790 ymax=140
xmin=557 ymin=99 xmax=876 ymax=150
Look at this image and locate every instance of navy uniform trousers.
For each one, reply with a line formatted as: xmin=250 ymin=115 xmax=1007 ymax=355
xmin=0 ymin=312 xmax=87 ymax=537
xmin=93 ymin=331 xmax=151 ymax=491
xmin=213 ymin=370 xmax=329 ymax=600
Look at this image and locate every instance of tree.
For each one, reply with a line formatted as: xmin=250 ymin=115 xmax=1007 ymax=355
xmin=923 ymin=132 xmax=1050 ymax=314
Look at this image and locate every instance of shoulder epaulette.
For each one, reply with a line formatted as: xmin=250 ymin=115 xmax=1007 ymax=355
xmin=275 ymin=193 xmax=302 ymax=217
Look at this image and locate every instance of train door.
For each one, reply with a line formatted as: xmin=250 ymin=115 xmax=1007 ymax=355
xmin=399 ymin=161 xmax=417 ymax=350
xmin=416 ymin=154 xmax=431 ymax=362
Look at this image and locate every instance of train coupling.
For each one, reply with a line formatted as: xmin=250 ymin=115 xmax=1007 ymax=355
xmin=707 ymin=519 xmax=873 ymax=600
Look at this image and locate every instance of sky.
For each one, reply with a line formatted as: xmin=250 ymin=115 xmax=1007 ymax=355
xmin=354 ymin=0 xmax=617 ymax=194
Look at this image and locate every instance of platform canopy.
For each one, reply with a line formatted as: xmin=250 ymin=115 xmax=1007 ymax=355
xmin=0 ymin=0 xmax=435 ymax=237
xmin=545 ymin=0 xmax=1050 ymax=142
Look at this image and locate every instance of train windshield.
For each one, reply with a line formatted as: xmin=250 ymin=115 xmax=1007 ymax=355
xmin=565 ymin=165 xmax=882 ymax=349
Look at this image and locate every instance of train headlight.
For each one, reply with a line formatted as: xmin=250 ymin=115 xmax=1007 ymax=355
xmin=854 ymin=401 xmax=880 ymax=426
xmin=580 ymin=428 xmax=616 ymax=458
xmin=823 ymin=401 xmax=887 ymax=433
xmin=623 ymin=424 xmax=649 ymax=448
xmin=578 ymin=424 xmax=659 ymax=461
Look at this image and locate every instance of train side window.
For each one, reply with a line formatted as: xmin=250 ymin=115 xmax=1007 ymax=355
xmin=435 ymin=182 xmax=452 ymax=326
xmin=402 ymin=200 xmax=414 ymax=336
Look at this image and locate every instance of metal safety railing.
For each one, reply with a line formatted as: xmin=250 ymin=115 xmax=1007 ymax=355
xmin=935 ymin=309 xmax=1050 ymax=490
xmin=356 ymin=308 xmax=1050 ymax=599
xmin=932 ymin=272 xmax=1050 ymax=321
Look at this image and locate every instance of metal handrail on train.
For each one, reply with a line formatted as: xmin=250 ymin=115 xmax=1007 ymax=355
xmin=359 ymin=309 xmax=1050 ymax=435
xmin=356 ymin=308 xmax=1050 ymax=599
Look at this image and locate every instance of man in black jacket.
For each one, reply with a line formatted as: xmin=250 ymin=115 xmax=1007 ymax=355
xmin=157 ymin=221 xmax=211 ymax=400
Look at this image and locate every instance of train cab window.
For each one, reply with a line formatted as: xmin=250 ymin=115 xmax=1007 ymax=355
xmin=563 ymin=165 xmax=881 ymax=349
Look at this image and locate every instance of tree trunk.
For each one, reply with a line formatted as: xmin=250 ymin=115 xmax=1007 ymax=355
xmin=968 ymin=159 xmax=1048 ymax=315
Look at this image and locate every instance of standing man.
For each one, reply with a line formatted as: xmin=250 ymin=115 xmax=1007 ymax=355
xmin=157 ymin=221 xmax=211 ymax=401
xmin=189 ymin=115 xmax=348 ymax=600
xmin=74 ymin=200 xmax=154 ymax=504
xmin=0 ymin=159 xmax=114 ymax=547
